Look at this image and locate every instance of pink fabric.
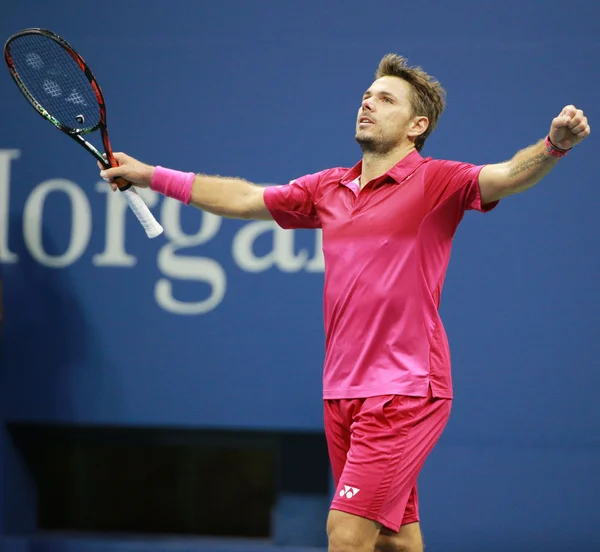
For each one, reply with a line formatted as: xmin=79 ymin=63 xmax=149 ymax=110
xmin=325 ymin=389 xmax=451 ymax=531
xmin=545 ymin=135 xmax=570 ymax=158
xmin=345 ymin=177 xmax=360 ymax=197
xmin=263 ymin=151 xmax=498 ymax=400
xmin=150 ymin=166 xmax=195 ymax=204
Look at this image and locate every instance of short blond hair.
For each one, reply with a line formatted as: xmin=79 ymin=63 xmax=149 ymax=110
xmin=375 ymin=54 xmax=446 ymax=151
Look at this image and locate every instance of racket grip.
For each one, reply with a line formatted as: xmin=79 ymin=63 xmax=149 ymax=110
xmin=120 ymin=186 xmax=164 ymax=238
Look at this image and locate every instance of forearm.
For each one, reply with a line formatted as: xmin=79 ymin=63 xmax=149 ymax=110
xmin=479 ymin=136 xmax=568 ymax=203
xmin=503 ymin=138 xmax=560 ymax=194
xmin=148 ymin=166 xmax=270 ymax=220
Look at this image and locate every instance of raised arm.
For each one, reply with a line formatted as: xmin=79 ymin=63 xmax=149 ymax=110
xmin=478 ymin=105 xmax=590 ymax=204
xmin=100 ymin=153 xmax=272 ymax=220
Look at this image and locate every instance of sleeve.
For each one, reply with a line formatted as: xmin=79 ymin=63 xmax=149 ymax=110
xmin=263 ymin=172 xmax=322 ymax=230
xmin=424 ymin=159 xmax=499 ymax=213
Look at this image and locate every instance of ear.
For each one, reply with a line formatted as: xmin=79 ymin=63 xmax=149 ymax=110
xmin=407 ymin=116 xmax=429 ymax=140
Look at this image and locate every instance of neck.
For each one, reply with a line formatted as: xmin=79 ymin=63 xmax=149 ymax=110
xmin=360 ymin=143 xmax=416 ymax=188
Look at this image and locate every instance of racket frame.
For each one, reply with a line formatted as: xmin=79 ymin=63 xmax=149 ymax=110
xmin=4 ymin=28 xmax=163 ymax=238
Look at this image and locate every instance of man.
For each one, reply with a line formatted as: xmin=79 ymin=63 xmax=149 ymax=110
xmin=100 ymin=54 xmax=590 ymax=552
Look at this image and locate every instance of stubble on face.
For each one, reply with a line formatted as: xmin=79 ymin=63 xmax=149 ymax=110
xmin=355 ymin=125 xmax=402 ymax=155
xmin=355 ymin=77 xmax=414 ymax=156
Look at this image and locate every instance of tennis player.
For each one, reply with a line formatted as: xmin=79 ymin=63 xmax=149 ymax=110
xmin=100 ymin=54 xmax=590 ymax=552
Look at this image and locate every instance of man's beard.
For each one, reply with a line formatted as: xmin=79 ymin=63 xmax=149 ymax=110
xmin=355 ymin=131 xmax=398 ymax=155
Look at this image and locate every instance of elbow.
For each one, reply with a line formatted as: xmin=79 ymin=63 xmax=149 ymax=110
xmin=238 ymin=186 xmax=269 ymax=220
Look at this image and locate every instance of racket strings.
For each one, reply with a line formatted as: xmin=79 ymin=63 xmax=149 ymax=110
xmin=8 ymin=34 xmax=101 ymax=132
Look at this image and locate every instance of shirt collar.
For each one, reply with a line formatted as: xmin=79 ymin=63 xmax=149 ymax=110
xmin=340 ymin=150 xmax=425 ymax=187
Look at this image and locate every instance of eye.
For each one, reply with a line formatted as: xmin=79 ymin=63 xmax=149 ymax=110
xmin=382 ymin=96 xmax=393 ymax=104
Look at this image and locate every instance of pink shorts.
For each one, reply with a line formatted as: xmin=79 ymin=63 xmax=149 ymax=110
xmin=324 ymin=389 xmax=452 ymax=532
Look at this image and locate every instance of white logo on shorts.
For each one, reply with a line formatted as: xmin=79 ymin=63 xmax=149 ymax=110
xmin=339 ymin=485 xmax=360 ymax=499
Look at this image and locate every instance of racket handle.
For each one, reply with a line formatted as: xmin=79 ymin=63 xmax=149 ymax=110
xmin=120 ymin=186 xmax=164 ymax=239
xmin=104 ymin=163 xmax=163 ymax=238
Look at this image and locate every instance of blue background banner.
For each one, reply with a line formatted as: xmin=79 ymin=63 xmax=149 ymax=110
xmin=1 ymin=1 xmax=599 ymax=550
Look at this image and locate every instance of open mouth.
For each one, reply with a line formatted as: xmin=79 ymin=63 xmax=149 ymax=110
xmin=358 ymin=116 xmax=374 ymax=125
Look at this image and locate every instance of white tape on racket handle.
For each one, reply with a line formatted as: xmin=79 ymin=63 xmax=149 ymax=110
xmin=121 ymin=187 xmax=164 ymax=238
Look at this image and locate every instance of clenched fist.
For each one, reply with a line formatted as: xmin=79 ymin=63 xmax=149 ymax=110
xmin=549 ymin=105 xmax=590 ymax=151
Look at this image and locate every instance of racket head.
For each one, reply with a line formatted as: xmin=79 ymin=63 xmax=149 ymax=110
xmin=4 ymin=29 xmax=162 ymax=237
xmin=4 ymin=28 xmax=114 ymax=166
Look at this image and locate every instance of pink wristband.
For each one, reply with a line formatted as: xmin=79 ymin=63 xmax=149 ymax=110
xmin=544 ymin=135 xmax=570 ymax=159
xmin=150 ymin=166 xmax=194 ymax=204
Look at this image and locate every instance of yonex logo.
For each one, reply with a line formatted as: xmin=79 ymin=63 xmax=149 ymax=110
xmin=339 ymin=485 xmax=360 ymax=498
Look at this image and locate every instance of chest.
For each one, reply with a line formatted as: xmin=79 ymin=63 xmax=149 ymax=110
xmin=316 ymin=177 xmax=426 ymax=240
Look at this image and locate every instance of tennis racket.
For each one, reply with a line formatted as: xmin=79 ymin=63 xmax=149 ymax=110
xmin=4 ymin=28 xmax=163 ymax=239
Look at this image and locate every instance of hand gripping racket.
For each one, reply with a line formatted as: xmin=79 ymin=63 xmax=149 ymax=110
xmin=4 ymin=28 xmax=163 ymax=238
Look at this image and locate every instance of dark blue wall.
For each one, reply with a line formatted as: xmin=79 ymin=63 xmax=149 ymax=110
xmin=1 ymin=1 xmax=599 ymax=550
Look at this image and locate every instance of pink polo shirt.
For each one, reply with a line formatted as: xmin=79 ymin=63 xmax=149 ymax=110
xmin=263 ymin=151 xmax=497 ymax=399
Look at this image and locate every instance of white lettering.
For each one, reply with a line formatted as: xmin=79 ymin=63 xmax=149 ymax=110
xmin=155 ymin=198 xmax=226 ymax=315
xmin=232 ymin=221 xmax=310 ymax=273
xmin=1 ymin=160 xmax=323 ymax=315
xmin=23 ymin=178 xmax=91 ymax=267
xmin=0 ymin=149 xmax=21 ymax=263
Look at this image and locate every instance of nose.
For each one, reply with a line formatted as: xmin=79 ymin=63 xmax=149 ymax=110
xmin=361 ymin=97 xmax=374 ymax=111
